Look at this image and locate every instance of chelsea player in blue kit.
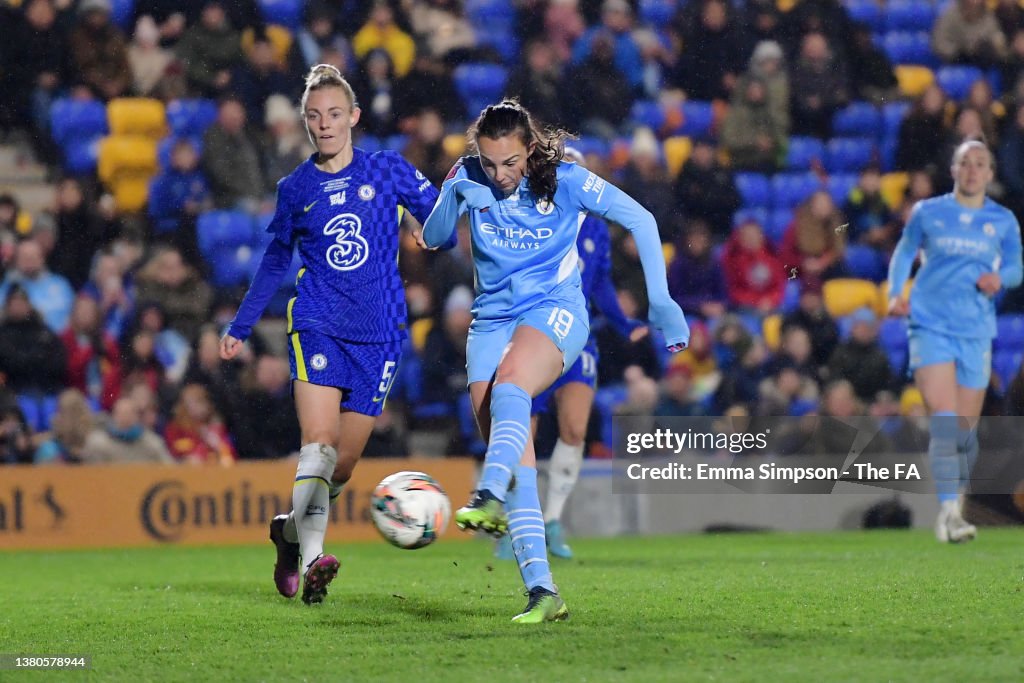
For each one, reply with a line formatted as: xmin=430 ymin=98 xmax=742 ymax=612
xmin=887 ymin=140 xmax=1022 ymax=543
xmin=220 ymin=64 xmax=440 ymax=603
xmin=420 ymin=101 xmax=689 ymax=622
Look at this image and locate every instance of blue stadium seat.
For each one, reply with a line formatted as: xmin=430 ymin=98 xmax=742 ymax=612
xmin=680 ymin=101 xmax=714 ymax=137
xmin=453 ymin=63 xmax=509 ymax=116
xmin=384 ymin=134 xmax=409 ymax=151
xmin=156 ymin=135 xmax=203 ymax=169
xmin=257 ymin=0 xmax=303 ymax=29
xmin=880 ymin=134 xmax=899 ymax=172
xmin=993 ymin=351 xmax=1023 ymax=392
xmin=785 ymin=136 xmax=826 ymax=170
xmin=994 ymin=314 xmax=1024 ymax=353
xmin=465 ymin=0 xmax=515 ymax=24
xmin=475 ymin=26 xmax=520 ymax=65
xmin=209 ymin=245 xmax=257 ymax=288
xmin=639 ymin=0 xmax=675 ymax=28
xmin=886 ymin=0 xmax=937 ymax=32
xmin=110 ymin=0 xmax=134 ymax=30
xmin=166 ymin=99 xmax=218 ymax=137
xmin=825 ymin=138 xmax=875 ymax=173
xmin=883 ymin=31 xmax=935 ymax=66
xmin=49 ymin=98 xmax=108 ymax=147
xmin=878 ymin=317 xmax=908 ymax=372
xmin=832 ymin=102 xmax=881 ymax=137
xmin=732 ymin=207 xmax=769 ymax=228
xmin=936 ymin=65 xmax=985 ymax=100
xmin=843 ymin=244 xmax=888 ymax=282
xmin=251 ymin=211 xmax=275 ymax=249
xmin=630 ymin=100 xmax=664 ymax=130
xmin=781 ymin=279 xmax=802 ymax=313
xmin=734 ymin=172 xmax=771 ymax=209
xmin=572 ymin=136 xmax=611 ymax=159
xmin=846 ymin=0 xmax=884 ymax=32
xmin=17 ymin=393 xmax=59 ymax=433
xmin=882 ymin=102 xmax=911 ymax=138
xmin=827 ymin=173 xmax=859 ymax=206
xmin=766 ymin=208 xmax=794 ymax=245
xmin=197 ymin=210 xmax=254 ymax=258
xmin=770 ymin=172 xmax=823 ymax=208
xmin=63 ymin=138 xmax=103 ymax=174
xmin=594 ymin=384 xmax=628 ymax=448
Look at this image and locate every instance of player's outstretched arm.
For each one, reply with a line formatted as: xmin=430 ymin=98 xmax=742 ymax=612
xmin=422 ymin=175 xmax=494 ymax=248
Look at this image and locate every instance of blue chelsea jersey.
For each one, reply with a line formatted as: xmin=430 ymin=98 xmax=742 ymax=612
xmin=889 ymin=194 xmax=1023 ymax=339
xmin=452 ymin=157 xmax=648 ymax=321
xmin=268 ymin=149 xmax=439 ymax=342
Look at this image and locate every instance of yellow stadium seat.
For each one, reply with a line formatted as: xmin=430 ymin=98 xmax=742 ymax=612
xmin=762 ymin=314 xmax=783 ymax=351
xmin=98 ymin=135 xmax=158 ymax=184
xmin=895 ymin=65 xmax=935 ymax=98
xmin=110 ymin=176 xmax=152 ymax=212
xmin=662 ymin=242 xmax=676 ymax=265
xmin=442 ymin=134 xmax=466 ymax=159
xmin=242 ymin=24 xmax=293 ymax=67
xmin=663 ymin=136 xmax=693 ymax=177
xmin=410 ymin=317 xmax=434 ymax=353
xmin=877 ymin=279 xmax=914 ymax=317
xmin=879 ymin=172 xmax=909 ymax=211
xmin=823 ymin=278 xmax=880 ymax=318
xmin=107 ymin=98 xmax=167 ymax=138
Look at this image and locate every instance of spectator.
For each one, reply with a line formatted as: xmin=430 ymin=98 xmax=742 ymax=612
xmin=175 ymin=0 xmax=244 ymax=98
xmin=843 ymin=166 xmax=896 ymax=250
xmin=736 ymin=40 xmax=790 ymax=135
xmin=595 ymin=289 xmax=662 ymax=385
xmin=420 ymin=285 xmax=472 ymax=418
xmin=669 ymin=0 xmax=747 ymax=102
xmin=896 ymin=85 xmax=954 ymax=174
xmin=721 ymin=220 xmax=786 ymax=314
xmin=352 ymin=0 xmax=417 ymax=78
xmin=202 ymin=95 xmax=267 ymax=210
xmin=782 ymin=288 xmax=840 ymax=368
xmin=654 ymin=364 xmax=706 ymax=417
xmin=262 ymin=94 xmax=314 ymax=190
xmin=230 ymin=35 xmax=294 ymax=125
xmin=933 ymin=0 xmax=1008 ymax=68
xmin=826 ymin=308 xmax=893 ymax=403
xmin=119 ymin=328 xmax=166 ymax=396
xmin=183 ymin=323 xmax=243 ymax=425
xmin=362 ymin=405 xmax=408 ymax=457
xmin=963 ymin=79 xmax=1004 ymax=146
xmin=34 ymin=389 xmax=95 ymax=464
xmin=232 ymin=354 xmax=299 ymax=460
xmin=847 ymin=22 xmax=898 ymax=104
xmin=130 ymin=301 xmax=193 ymax=383
xmin=765 ymin=324 xmax=819 ymax=384
xmin=350 ymin=49 xmax=401 ymax=139
xmin=148 ymin=139 xmax=210 ymax=256
xmin=543 ymin=0 xmax=586 ymax=65
xmin=711 ymin=313 xmax=755 ymax=373
xmin=128 ymin=15 xmax=174 ymax=97
xmin=49 ymin=178 xmax=115 ymax=289
xmin=565 ymin=31 xmax=635 ymax=140
xmin=0 ymin=285 xmax=67 ymax=397
xmin=83 ymin=396 xmax=174 ymax=463
xmin=0 ymin=404 xmax=33 ymax=465
xmin=393 ymin=54 xmax=464 ymax=125
xmin=0 ymin=238 xmax=75 ymax=333
xmin=667 ymin=220 xmax=728 ymax=320
xmin=61 ymin=295 xmax=121 ymax=411
xmin=809 ymin=379 xmax=892 ymax=455
xmin=164 ymin=382 xmax=237 ymax=465
xmin=401 ymin=108 xmax=457 ymax=187
xmin=789 ymin=31 xmax=849 ymax=139
xmin=570 ymin=0 xmax=643 ymax=91
xmin=134 ymin=246 xmax=213 ymax=343
xmin=778 ymin=190 xmax=846 ymax=292
xmin=505 ymin=40 xmax=567 ymax=129
xmin=721 ymin=76 xmax=786 ymax=173
xmin=668 ymin=321 xmax=720 ymax=402
xmin=294 ymin=2 xmax=355 ymax=72
xmin=713 ymin=336 xmax=769 ymax=413
xmin=407 ymin=0 xmax=477 ymax=63
xmin=80 ymin=249 xmax=135 ymax=341
xmin=998 ymin=103 xmax=1024 ymax=217
xmin=673 ymin=137 xmax=742 ymax=239
xmin=69 ymin=0 xmax=132 ymax=100
xmin=891 ymin=386 xmax=931 ymax=453
xmin=618 ymin=127 xmax=674 ymax=232
xmin=755 ymin=360 xmax=819 ymax=417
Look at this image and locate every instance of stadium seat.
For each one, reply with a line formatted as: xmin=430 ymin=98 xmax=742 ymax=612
xmin=443 ymin=133 xmax=466 ymax=158
xmin=883 ymin=31 xmax=935 ymax=67
xmin=165 ymin=99 xmax=218 ymax=137
xmin=107 ymin=98 xmax=167 ymax=138
xmin=762 ymin=314 xmax=783 ymax=351
xmin=895 ymin=65 xmax=935 ymax=97
xmin=98 ymin=136 xmax=159 ymax=211
xmin=882 ymin=102 xmax=911 ymax=139
xmin=878 ymin=317 xmax=908 ymax=351
xmin=663 ymin=136 xmax=692 ymax=177
xmin=257 ymin=0 xmax=303 ymax=29
xmin=594 ymin=384 xmax=628 ymax=448
xmin=639 ymin=0 xmax=675 ymax=28
xmin=781 ymin=279 xmax=802 ymax=313
xmin=732 ymin=207 xmax=769 ymax=228
xmin=62 ymin=138 xmax=103 ymax=174
xmin=209 ymin=244 xmax=257 ymax=288
xmin=734 ymin=172 xmax=771 ymax=209
xmin=242 ymin=24 xmax=293 ymax=67
xmin=845 ymin=0 xmax=884 ymax=32
xmin=823 ymin=278 xmax=879 ymax=318
xmin=453 ymin=63 xmax=509 ymax=117
xmin=197 ymin=210 xmax=255 ymax=258
xmin=785 ymin=136 xmax=826 ymax=171
xmin=17 ymin=393 xmax=60 ymax=433
xmin=50 ymin=98 xmax=108 ymax=147
xmin=832 ymin=102 xmax=881 ymax=138
xmin=886 ymin=0 xmax=937 ymax=32
xmin=880 ymin=172 xmax=909 ymax=210
xmin=994 ymin=314 xmax=1024 ymax=353
xmin=993 ymin=351 xmax=1023 ymax=392
xmin=680 ymin=101 xmax=714 ymax=137
xmin=770 ymin=172 xmax=822 ymax=208
xmin=356 ymin=135 xmax=383 ymax=153
xmin=465 ymin=0 xmax=515 ymax=24
xmin=110 ymin=0 xmax=134 ymax=30
xmin=825 ymin=138 xmax=875 ymax=173
xmin=630 ymin=100 xmax=665 ymax=131
xmin=457 ymin=392 xmax=486 ymax=457
xmin=385 ymin=134 xmax=409 ymax=151
xmin=879 ymin=134 xmax=899 ymax=173
xmin=572 ymin=136 xmax=610 ymax=159
xmin=766 ymin=208 xmax=794 ymax=245
xmin=826 ymin=173 xmax=858 ymax=207
xmin=936 ymin=65 xmax=985 ymax=101
xmin=475 ymin=25 xmax=519 ymax=65
xmin=876 ymin=279 xmax=913 ymax=316
xmin=843 ymin=244 xmax=888 ymax=282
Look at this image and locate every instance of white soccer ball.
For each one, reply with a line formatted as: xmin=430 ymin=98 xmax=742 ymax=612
xmin=370 ymin=471 xmax=451 ymax=549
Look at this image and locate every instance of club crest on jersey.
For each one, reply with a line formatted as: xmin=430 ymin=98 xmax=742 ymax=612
xmin=536 ymin=198 xmax=554 ymax=215
xmin=310 ymin=354 xmax=328 ymax=370
xmin=323 ymin=213 xmax=369 ymax=271
xmin=984 ymin=222 xmax=995 ymax=236
xmin=358 ymin=184 xmax=376 ymax=201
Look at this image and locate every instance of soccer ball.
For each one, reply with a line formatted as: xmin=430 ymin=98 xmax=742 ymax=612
xmin=370 ymin=471 xmax=451 ymax=549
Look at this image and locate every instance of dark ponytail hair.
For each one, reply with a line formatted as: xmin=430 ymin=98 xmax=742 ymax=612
xmin=468 ymin=99 xmax=574 ymax=203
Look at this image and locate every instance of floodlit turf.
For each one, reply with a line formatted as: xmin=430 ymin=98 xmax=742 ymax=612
xmin=2 ymin=529 xmax=1022 ymax=682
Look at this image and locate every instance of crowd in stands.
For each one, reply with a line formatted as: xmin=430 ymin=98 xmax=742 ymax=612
xmin=2 ymin=0 xmax=1024 ymax=466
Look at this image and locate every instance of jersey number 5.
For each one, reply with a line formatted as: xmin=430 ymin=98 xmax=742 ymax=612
xmin=546 ymin=308 xmax=574 ymax=341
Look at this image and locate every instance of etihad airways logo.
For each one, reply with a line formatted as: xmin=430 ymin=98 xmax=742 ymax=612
xmin=480 ymin=222 xmax=553 ymax=250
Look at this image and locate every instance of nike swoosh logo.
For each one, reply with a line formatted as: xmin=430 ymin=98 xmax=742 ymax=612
xmin=372 ymin=396 xmax=385 ymax=403
xmin=304 ymin=201 xmax=318 ymax=212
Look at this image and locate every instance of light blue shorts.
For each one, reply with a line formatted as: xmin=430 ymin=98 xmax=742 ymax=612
xmin=466 ymin=300 xmax=590 ymax=386
xmin=908 ymin=327 xmax=991 ymax=390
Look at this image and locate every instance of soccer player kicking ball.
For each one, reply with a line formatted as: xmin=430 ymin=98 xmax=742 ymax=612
xmin=418 ymin=101 xmax=688 ymax=622
xmin=887 ymin=139 xmax=1022 ymax=543
xmin=221 ymin=64 xmax=440 ymax=603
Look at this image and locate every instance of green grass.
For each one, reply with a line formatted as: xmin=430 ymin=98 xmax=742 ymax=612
xmin=2 ymin=530 xmax=1022 ymax=682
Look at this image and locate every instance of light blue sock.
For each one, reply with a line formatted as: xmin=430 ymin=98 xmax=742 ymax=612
xmin=476 ymin=383 xmax=532 ymax=502
xmin=506 ymin=465 xmax=555 ymax=592
xmin=929 ymin=412 xmax=959 ymax=504
xmin=957 ymin=426 xmax=979 ymax=491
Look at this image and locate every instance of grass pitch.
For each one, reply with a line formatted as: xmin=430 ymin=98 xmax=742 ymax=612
xmin=2 ymin=529 xmax=1022 ymax=682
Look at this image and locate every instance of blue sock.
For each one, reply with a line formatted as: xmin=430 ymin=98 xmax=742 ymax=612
xmin=929 ymin=412 xmax=959 ymax=504
xmin=506 ymin=465 xmax=555 ymax=592
xmin=476 ymin=383 xmax=532 ymax=502
xmin=957 ymin=426 xmax=979 ymax=491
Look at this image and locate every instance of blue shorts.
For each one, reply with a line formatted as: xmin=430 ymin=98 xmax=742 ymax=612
xmin=288 ymin=329 xmax=402 ymax=416
xmin=531 ymin=340 xmax=598 ymax=415
xmin=908 ymin=327 xmax=991 ymax=390
xmin=466 ymin=298 xmax=590 ymax=386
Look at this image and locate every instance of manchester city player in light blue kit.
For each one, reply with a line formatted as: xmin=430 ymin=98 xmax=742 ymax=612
xmin=887 ymin=139 xmax=1022 ymax=543
xmin=220 ymin=64 xmax=440 ymax=603
xmin=420 ymin=101 xmax=689 ymax=622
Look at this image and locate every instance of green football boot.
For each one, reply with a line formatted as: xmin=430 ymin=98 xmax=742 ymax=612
xmin=454 ymin=490 xmax=508 ymax=535
xmin=511 ymin=587 xmax=570 ymax=624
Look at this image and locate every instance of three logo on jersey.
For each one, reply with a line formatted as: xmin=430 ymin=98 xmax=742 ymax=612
xmin=314 ymin=183 xmax=377 ymax=271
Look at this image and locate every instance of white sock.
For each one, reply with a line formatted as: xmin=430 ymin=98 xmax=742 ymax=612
xmin=544 ymin=438 xmax=583 ymax=522
xmin=284 ymin=481 xmax=344 ymax=544
xmin=293 ymin=443 xmax=337 ymax=571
